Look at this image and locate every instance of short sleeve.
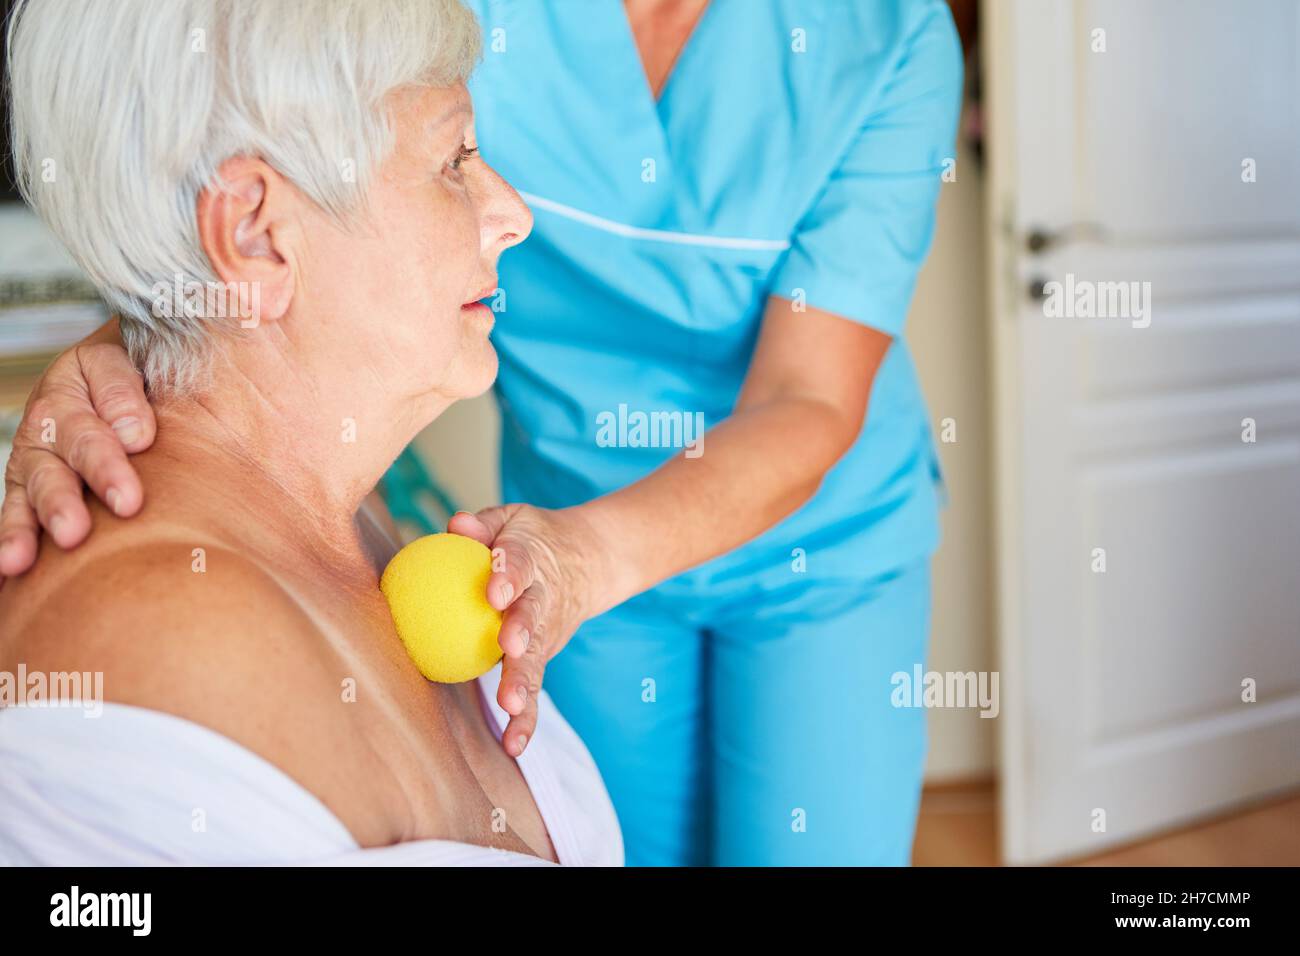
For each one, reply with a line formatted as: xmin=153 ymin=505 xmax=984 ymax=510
xmin=771 ymin=4 xmax=964 ymax=337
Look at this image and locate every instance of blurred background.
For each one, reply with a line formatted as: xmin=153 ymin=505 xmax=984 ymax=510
xmin=1 ymin=0 xmax=1296 ymax=865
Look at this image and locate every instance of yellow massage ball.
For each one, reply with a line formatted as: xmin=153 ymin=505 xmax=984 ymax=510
xmin=380 ymin=532 xmax=503 ymax=684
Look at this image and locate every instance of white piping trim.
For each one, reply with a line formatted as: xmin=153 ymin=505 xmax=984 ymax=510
xmin=517 ymin=191 xmax=791 ymax=252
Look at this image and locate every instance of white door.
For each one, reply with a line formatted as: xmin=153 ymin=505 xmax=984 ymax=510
xmin=985 ymin=0 xmax=1300 ymax=864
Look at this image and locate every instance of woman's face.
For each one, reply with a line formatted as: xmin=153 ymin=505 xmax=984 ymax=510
xmin=297 ymin=83 xmax=531 ymax=406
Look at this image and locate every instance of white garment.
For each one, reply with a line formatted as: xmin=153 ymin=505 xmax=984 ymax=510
xmin=0 ymin=663 xmax=622 ymax=866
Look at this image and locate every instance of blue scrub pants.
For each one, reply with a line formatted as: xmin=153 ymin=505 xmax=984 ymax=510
xmin=542 ymin=557 xmax=932 ymax=866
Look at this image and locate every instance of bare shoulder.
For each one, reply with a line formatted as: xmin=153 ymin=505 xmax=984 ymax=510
xmin=0 ymin=531 xmax=414 ymax=842
xmin=0 ymin=534 xmax=333 ymax=733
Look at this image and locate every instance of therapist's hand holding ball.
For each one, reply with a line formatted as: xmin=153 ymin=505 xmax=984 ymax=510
xmin=445 ymin=506 xmax=615 ymax=755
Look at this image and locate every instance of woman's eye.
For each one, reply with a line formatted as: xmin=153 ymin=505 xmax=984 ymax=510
xmin=450 ymin=145 xmax=479 ymax=172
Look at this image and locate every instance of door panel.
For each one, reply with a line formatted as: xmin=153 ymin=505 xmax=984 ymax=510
xmin=988 ymin=0 xmax=1300 ymax=863
xmin=1080 ymin=0 xmax=1300 ymax=237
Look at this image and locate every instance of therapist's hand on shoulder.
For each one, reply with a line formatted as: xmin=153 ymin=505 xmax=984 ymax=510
xmin=447 ymin=505 xmax=612 ymax=756
xmin=0 ymin=319 xmax=155 ymax=578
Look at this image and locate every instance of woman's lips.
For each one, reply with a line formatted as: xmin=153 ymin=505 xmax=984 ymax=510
xmin=461 ymin=300 xmax=493 ymax=327
xmin=462 ymin=281 xmax=497 ymax=328
xmin=463 ymin=282 xmax=497 ymax=306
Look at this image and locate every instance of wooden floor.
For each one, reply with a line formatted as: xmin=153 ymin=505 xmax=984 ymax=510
xmin=911 ymin=779 xmax=1300 ymax=866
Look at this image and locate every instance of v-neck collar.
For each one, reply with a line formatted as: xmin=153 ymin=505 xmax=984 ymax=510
xmin=600 ymin=0 xmax=720 ymax=234
xmin=613 ymin=0 xmax=717 ymax=128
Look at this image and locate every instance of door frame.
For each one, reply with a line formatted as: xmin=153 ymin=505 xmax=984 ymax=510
xmin=982 ymin=0 xmax=1033 ymax=866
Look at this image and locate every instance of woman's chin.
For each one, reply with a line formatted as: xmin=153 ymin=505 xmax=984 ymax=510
xmin=460 ymin=303 xmax=499 ymax=394
xmin=457 ymin=341 xmax=499 ymax=399
xmin=415 ymin=312 xmax=499 ymax=401
xmin=472 ymin=353 xmax=499 ymax=397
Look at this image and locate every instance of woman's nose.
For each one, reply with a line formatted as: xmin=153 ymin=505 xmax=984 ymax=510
xmin=482 ymin=166 xmax=533 ymax=254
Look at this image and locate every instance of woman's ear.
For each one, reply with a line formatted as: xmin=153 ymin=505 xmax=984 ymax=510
xmin=195 ymin=157 xmax=296 ymax=323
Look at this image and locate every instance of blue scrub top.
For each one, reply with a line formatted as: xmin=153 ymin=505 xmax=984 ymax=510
xmin=464 ymin=0 xmax=963 ymax=601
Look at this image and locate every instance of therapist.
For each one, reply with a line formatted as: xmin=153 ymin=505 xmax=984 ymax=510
xmin=0 ymin=0 xmax=962 ymax=866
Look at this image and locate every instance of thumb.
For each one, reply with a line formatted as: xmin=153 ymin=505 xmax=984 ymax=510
xmin=81 ymin=341 xmax=156 ymax=453
xmin=447 ymin=505 xmax=510 ymax=547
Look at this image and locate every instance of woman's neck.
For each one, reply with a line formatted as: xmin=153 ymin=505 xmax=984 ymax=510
xmin=148 ymin=354 xmax=442 ymax=565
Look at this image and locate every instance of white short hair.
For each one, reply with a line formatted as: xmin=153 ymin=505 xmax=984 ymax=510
xmin=6 ymin=0 xmax=481 ymax=391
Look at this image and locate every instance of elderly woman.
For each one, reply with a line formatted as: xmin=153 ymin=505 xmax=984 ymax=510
xmin=0 ymin=0 xmax=621 ymax=865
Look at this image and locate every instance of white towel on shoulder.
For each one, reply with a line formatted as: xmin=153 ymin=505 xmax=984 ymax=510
xmin=0 ymin=665 xmax=622 ymax=867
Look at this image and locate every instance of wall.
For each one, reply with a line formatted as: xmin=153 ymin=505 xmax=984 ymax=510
xmin=908 ymin=134 xmax=997 ymax=782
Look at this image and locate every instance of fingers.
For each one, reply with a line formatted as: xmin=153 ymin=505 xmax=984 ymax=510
xmin=486 ymin=538 xmax=537 ymax=620
xmin=497 ymin=635 xmax=545 ymax=757
xmin=58 ymin=406 xmax=144 ymax=519
xmin=6 ymin=447 xmax=93 ymax=554
xmin=0 ymin=483 xmax=39 ymax=576
xmin=81 ymin=341 xmax=156 ymax=453
xmin=73 ymin=342 xmax=152 ymax=517
xmin=446 ymin=509 xmax=496 ymax=545
xmin=0 ymin=337 xmax=150 ymax=572
xmin=447 ymin=507 xmax=536 ymax=615
xmin=3 ymin=396 xmax=99 ymax=557
xmin=23 ymin=449 xmax=93 ymax=549
xmin=497 ymin=586 xmax=542 ymax=659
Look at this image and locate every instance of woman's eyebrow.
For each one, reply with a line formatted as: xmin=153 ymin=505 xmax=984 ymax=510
xmin=428 ymin=102 xmax=472 ymax=137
